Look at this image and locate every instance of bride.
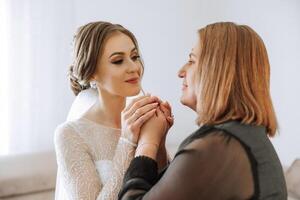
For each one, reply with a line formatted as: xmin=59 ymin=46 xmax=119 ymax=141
xmin=54 ymin=21 xmax=173 ymax=200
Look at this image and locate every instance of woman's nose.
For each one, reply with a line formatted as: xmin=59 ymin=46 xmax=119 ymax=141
xmin=127 ymin=60 xmax=140 ymax=73
xmin=178 ymin=65 xmax=186 ymax=78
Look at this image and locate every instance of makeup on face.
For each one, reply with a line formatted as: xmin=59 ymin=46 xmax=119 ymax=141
xmin=109 ymin=48 xmax=140 ymax=66
xmin=125 ymin=77 xmax=139 ymax=84
xmin=95 ymin=32 xmax=144 ymax=98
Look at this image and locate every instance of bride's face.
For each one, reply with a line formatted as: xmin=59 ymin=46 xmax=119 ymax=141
xmin=93 ymin=31 xmax=142 ymax=97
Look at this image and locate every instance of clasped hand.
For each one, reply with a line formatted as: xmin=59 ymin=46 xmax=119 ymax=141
xmin=121 ymin=94 xmax=173 ymax=159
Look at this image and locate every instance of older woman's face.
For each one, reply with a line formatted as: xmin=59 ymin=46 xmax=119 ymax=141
xmin=178 ymin=39 xmax=200 ymax=111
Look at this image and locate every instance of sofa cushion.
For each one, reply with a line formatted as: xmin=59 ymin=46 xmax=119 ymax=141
xmin=1 ymin=189 xmax=54 ymax=200
xmin=286 ymin=159 xmax=300 ymax=199
xmin=0 ymin=151 xmax=57 ymax=197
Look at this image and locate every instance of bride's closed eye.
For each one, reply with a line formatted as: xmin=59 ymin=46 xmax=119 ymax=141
xmin=110 ymin=55 xmax=124 ymax=65
xmin=111 ymin=59 xmax=123 ymax=65
xmin=110 ymin=54 xmax=140 ymax=65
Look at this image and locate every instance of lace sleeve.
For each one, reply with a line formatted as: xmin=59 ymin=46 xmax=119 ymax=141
xmin=54 ymin=123 xmax=103 ymax=200
xmin=55 ymin=123 xmax=136 ymax=200
xmin=95 ymin=137 xmax=136 ymax=200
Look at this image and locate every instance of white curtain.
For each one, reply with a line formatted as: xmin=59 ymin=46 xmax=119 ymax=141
xmin=0 ymin=0 xmax=76 ymax=155
xmin=1 ymin=0 xmax=299 ymax=166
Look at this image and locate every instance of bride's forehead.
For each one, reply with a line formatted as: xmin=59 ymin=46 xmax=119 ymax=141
xmin=103 ymin=33 xmax=136 ymax=56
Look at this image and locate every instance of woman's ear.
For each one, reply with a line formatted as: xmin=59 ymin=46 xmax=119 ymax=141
xmin=88 ymin=74 xmax=100 ymax=89
xmin=89 ymin=74 xmax=99 ymax=82
xmin=89 ymin=74 xmax=96 ymax=81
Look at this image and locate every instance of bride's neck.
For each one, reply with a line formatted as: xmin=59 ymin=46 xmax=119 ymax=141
xmin=89 ymin=89 xmax=126 ymax=129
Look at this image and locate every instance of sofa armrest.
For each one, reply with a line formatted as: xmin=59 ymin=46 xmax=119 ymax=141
xmin=285 ymin=159 xmax=300 ymax=199
xmin=0 ymin=151 xmax=57 ymax=198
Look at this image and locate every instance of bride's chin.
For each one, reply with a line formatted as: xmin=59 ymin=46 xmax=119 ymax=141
xmin=126 ymin=88 xmax=141 ymax=97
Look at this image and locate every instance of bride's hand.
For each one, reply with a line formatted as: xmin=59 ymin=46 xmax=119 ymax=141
xmin=121 ymin=95 xmax=160 ymax=144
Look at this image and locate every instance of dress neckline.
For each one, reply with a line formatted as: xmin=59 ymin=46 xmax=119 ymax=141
xmin=79 ymin=117 xmax=121 ymax=131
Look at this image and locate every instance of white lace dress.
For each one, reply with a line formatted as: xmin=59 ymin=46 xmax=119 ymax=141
xmin=54 ymin=117 xmax=135 ymax=200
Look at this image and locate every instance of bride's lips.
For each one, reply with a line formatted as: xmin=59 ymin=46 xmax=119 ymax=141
xmin=125 ymin=77 xmax=139 ymax=84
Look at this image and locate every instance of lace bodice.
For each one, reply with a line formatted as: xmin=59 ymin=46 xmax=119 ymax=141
xmin=54 ymin=117 xmax=135 ymax=200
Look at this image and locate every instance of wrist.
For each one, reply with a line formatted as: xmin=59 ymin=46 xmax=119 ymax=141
xmin=121 ymin=130 xmax=139 ymax=144
xmin=119 ymin=136 xmax=137 ymax=147
xmin=135 ymin=143 xmax=159 ymax=160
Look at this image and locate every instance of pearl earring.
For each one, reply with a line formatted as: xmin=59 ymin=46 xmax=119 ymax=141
xmin=90 ymin=80 xmax=97 ymax=89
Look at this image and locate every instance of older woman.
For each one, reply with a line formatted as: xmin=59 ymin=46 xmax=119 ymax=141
xmin=118 ymin=22 xmax=287 ymax=200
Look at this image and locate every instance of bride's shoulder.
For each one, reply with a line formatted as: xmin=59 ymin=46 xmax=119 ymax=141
xmin=54 ymin=119 xmax=85 ymax=144
xmin=55 ymin=119 xmax=82 ymax=132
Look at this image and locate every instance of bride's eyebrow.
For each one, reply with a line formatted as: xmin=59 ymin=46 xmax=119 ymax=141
xmin=109 ymin=52 xmax=124 ymax=58
xmin=109 ymin=47 xmax=137 ymax=58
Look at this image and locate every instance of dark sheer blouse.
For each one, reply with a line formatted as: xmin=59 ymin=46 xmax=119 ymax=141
xmin=119 ymin=121 xmax=287 ymax=200
xmin=118 ymin=127 xmax=257 ymax=200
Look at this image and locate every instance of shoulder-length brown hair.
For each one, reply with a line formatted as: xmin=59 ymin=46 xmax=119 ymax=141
xmin=195 ymin=22 xmax=277 ymax=136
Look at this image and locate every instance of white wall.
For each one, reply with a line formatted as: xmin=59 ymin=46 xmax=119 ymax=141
xmin=1 ymin=0 xmax=299 ymax=166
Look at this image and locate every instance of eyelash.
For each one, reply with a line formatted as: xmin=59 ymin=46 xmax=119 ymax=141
xmin=111 ymin=55 xmax=140 ymax=65
xmin=188 ymin=60 xmax=195 ymax=65
xmin=112 ymin=60 xmax=123 ymax=65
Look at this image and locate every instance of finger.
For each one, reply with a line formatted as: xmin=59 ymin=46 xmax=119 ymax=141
xmin=160 ymin=104 xmax=171 ymax=117
xmin=126 ymin=96 xmax=159 ymax=117
xmin=156 ymin=107 xmax=166 ymax=118
xmin=167 ymin=116 xmax=174 ymax=127
xmin=165 ymin=101 xmax=172 ymax=110
xmin=132 ymin=108 xmax=157 ymax=130
xmin=162 ymin=101 xmax=172 ymax=113
xmin=162 ymin=101 xmax=173 ymax=120
xmin=127 ymin=102 xmax=159 ymax=123
xmin=161 ymin=102 xmax=172 ymax=118
xmin=152 ymin=96 xmax=163 ymax=104
xmin=157 ymin=108 xmax=172 ymax=128
xmin=123 ymin=94 xmax=150 ymax=112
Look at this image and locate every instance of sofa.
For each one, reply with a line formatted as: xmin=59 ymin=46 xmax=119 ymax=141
xmin=0 ymin=151 xmax=56 ymax=200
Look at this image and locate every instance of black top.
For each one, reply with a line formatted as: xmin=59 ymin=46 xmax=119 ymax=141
xmin=118 ymin=121 xmax=287 ymax=200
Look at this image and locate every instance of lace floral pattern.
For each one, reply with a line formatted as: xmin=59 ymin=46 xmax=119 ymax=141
xmin=54 ymin=118 xmax=135 ymax=200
